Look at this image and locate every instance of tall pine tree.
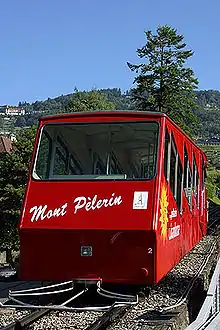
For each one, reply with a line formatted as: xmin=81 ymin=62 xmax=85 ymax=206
xmin=127 ymin=25 xmax=199 ymax=133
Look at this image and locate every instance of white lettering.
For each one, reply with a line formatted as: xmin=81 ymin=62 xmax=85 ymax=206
xmin=61 ymin=203 xmax=68 ymax=216
xmin=29 ymin=205 xmax=48 ymax=222
xmin=169 ymin=208 xmax=178 ymax=219
xmin=168 ymin=225 xmax=180 ymax=240
xmin=47 ymin=210 xmax=53 ymax=219
xmin=91 ymin=195 xmax=98 ymax=210
xmin=29 ymin=193 xmax=123 ymax=221
xmin=29 ymin=203 xmax=68 ymax=222
xmin=103 ymin=199 xmax=109 ymax=207
xmin=73 ymin=193 xmax=123 ymax=214
xmin=96 ymin=199 xmax=104 ymax=209
xmin=114 ymin=196 xmax=122 ymax=205
xmin=73 ymin=197 xmax=86 ymax=214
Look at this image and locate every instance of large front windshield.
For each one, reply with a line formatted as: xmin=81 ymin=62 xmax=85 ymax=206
xmin=33 ymin=121 xmax=159 ymax=180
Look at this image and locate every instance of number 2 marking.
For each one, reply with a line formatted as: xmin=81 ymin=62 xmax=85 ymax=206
xmin=148 ymin=248 xmax=153 ymax=254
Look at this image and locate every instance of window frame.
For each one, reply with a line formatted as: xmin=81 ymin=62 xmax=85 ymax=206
xmin=164 ymin=129 xmax=183 ymax=214
xmin=32 ymin=120 xmax=161 ymax=182
xmin=183 ymin=144 xmax=193 ymax=211
xmin=192 ymin=153 xmax=199 ymax=207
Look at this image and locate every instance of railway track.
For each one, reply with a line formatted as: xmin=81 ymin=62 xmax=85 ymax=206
xmin=85 ymin=305 xmax=129 ymax=330
xmin=2 ymin=309 xmax=50 ymax=330
xmin=0 ymin=249 xmax=218 ymax=329
xmin=0 ymin=282 xmax=137 ymax=330
xmin=1 ymin=206 xmax=220 ymax=330
xmin=2 ymin=237 xmax=218 ymax=330
xmin=1 ymin=305 xmax=129 ymax=330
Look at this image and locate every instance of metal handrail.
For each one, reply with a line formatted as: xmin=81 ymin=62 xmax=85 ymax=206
xmin=185 ymin=256 xmax=220 ymax=330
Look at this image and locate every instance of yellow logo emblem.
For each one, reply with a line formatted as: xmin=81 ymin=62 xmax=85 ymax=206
xmin=159 ymin=184 xmax=169 ymax=239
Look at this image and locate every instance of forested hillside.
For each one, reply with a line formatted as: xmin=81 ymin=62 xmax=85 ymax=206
xmin=1 ymin=88 xmax=220 ymax=139
xmin=194 ymin=90 xmax=220 ymax=138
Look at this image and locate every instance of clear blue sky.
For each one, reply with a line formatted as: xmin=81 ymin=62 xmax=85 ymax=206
xmin=0 ymin=0 xmax=219 ymax=105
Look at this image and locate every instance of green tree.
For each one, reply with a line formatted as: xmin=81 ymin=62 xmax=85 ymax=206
xmin=0 ymin=127 xmax=36 ymax=257
xmin=206 ymin=167 xmax=220 ymax=204
xmin=15 ymin=116 xmax=27 ymax=127
xmin=65 ymin=88 xmax=116 ymax=112
xmin=0 ymin=116 xmax=4 ymax=129
xmin=127 ymin=25 xmax=199 ymax=133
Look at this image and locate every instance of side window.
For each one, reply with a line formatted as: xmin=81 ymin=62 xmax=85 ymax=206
xmin=167 ymin=132 xmax=183 ymax=214
xmin=203 ymin=162 xmax=207 ymax=185
xmin=202 ymin=158 xmax=204 ymax=189
xmin=201 ymin=156 xmax=207 ymax=214
xmin=170 ymin=137 xmax=177 ymax=198
xmin=183 ymin=146 xmax=188 ymax=190
xmin=177 ymin=157 xmax=183 ymax=213
xmin=164 ymin=129 xmax=169 ymax=180
xmin=183 ymin=145 xmax=192 ymax=209
xmin=192 ymin=154 xmax=199 ymax=207
xmin=53 ymin=136 xmax=82 ymax=176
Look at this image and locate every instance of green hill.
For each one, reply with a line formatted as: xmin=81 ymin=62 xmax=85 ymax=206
xmin=0 ymin=88 xmax=220 ymax=139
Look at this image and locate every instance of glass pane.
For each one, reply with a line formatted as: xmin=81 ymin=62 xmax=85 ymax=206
xmin=177 ymin=158 xmax=183 ymax=211
xmin=164 ymin=129 xmax=169 ymax=180
xmin=53 ymin=148 xmax=67 ymax=175
xmin=33 ymin=121 xmax=159 ymax=180
xmin=170 ymin=143 xmax=176 ymax=196
xmin=184 ymin=146 xmax=188 ymax=190
xmin=34 ymin=131 xmax=51 ymax=179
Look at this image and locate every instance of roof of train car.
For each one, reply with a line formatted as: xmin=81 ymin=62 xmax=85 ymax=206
xmin=39 ymin=110 xmax=165 ymax=121
xmin=39 ymin=110 xmax=207 ymax=159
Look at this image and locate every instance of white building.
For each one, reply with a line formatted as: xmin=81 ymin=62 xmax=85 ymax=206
xmin=0 ymin=105 xmax=25 ymax=116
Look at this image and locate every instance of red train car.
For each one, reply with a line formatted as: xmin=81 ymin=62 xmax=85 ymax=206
xmin=19 ymin=111 xmax=208 ymax=285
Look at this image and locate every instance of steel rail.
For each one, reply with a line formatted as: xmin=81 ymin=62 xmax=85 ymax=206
xmin=1 ymin=288 xmax=89 ymax=329
xmin=85 ymin=304 xmax=130 ymax=330
xmin=1 ymin=309 xmax=49 ymax=330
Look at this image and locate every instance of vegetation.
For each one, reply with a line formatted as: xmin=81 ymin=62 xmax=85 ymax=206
xmin=199 ymin=145 xmax=220 ymax=169
xmin=0 ymin=91 xmax=116 ymax=254
xmin=0 ymin=127 xmax=36 ymax=257
xmin=0 ymin=24 xmax=219 ymax=257
xmin=65 ymin=88 xmax=115 ymax=112
xmin=199 ymin=144 xmax=220 ymax=205
xmin=127 ymin=25 xmax=199 ymax=133
xmin=1 ymin=88 xmax=219 ymax=139
xmin=194 ymin=105 xmax=220 ymax=138
xmin=206 ymin=168 xmax=220 ymax=205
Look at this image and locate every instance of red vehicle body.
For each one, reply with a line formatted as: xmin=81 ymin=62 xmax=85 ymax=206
xmin=19 ymin=111 xmax=207 ymax=285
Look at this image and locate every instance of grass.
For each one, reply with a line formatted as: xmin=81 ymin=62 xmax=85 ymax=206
xmin=210 ymin=196 xmax=220 ymax=205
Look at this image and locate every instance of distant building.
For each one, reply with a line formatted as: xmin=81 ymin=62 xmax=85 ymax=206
xmin=0 ymin=105 xmax=25 ymax=116
xmin=0 ymin=135 xmax=12 ymax=153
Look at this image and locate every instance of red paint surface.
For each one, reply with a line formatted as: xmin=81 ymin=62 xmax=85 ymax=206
xmin=20 ymin=229 xmax=156 ymax=284
xmin=20 ymin=181 xmax=155 ymax=230
xmin=19 ymin=111 xmax=207 ymax=284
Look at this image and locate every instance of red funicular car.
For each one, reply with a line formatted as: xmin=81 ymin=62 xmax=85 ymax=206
xmin=19 ymin=111 xmax=207 ymax=285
